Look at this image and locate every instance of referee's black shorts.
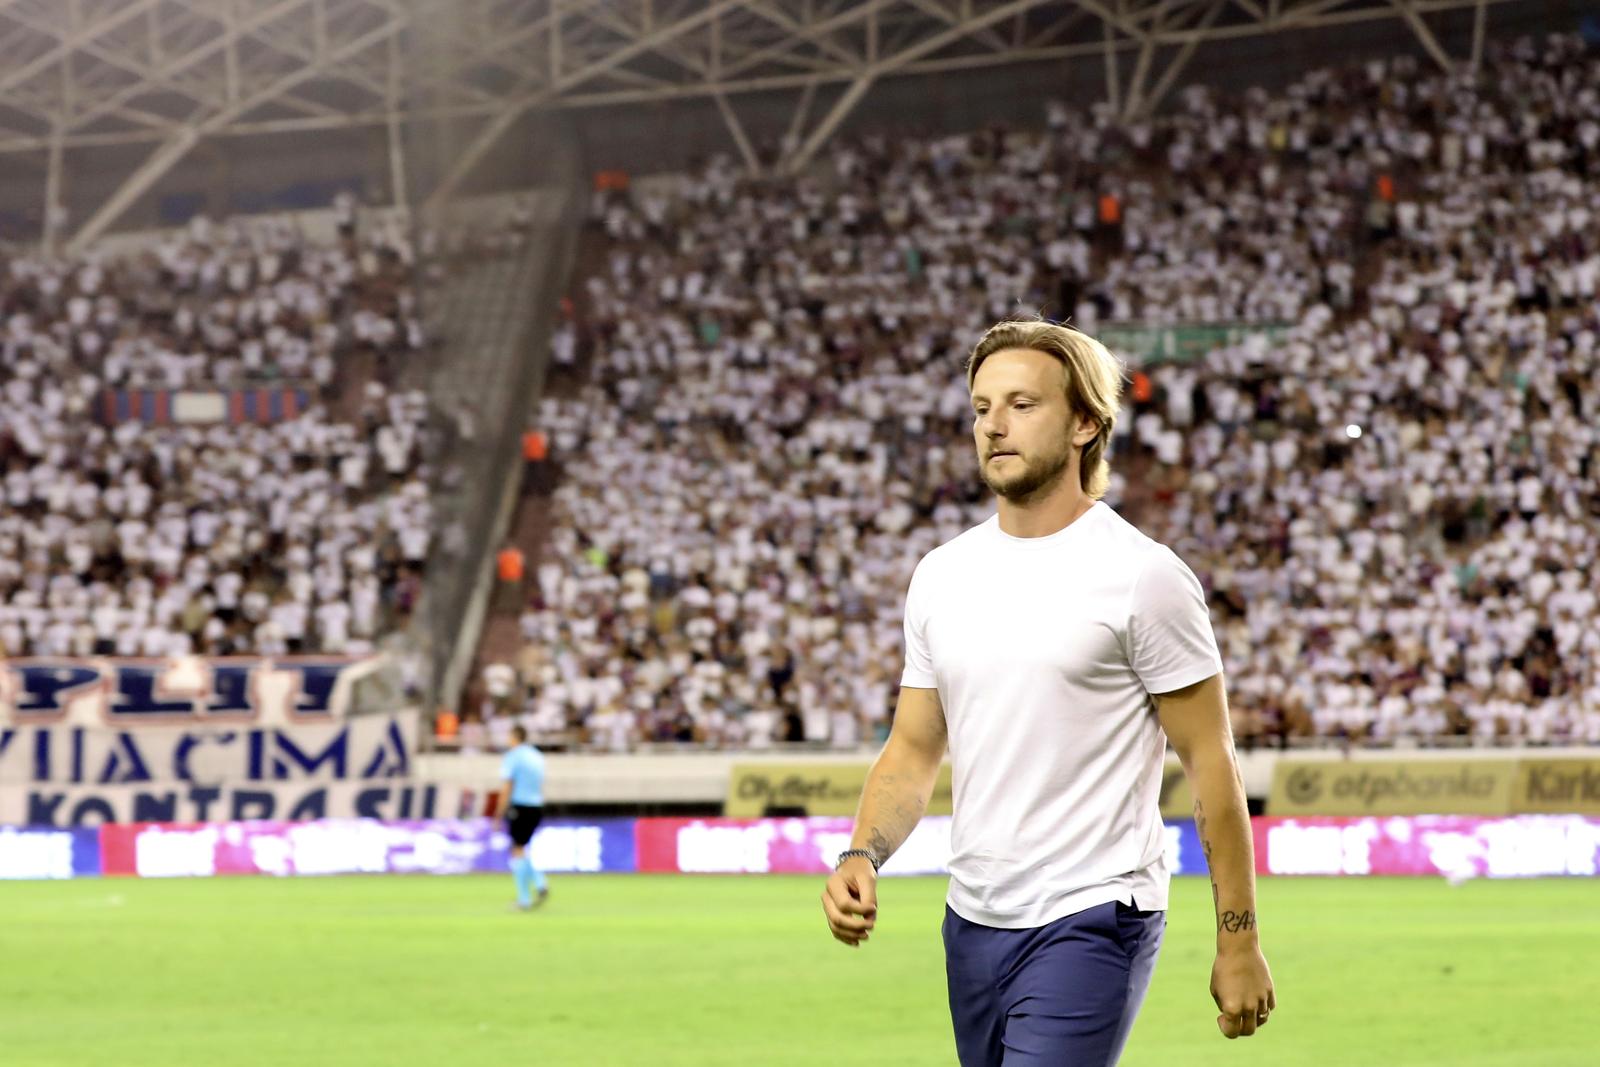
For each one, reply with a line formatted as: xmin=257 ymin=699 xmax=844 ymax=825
xmin=506 ymin=804 xmax=544 ymax=847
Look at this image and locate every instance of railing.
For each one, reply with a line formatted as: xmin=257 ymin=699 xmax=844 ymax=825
xmin=1097 ymin=320 xmax=1292 ymax=364
xmin=408 ymin=171 xmax=585 ymax=721
xmin=427 ymin=732 xmax=1600 ymax=757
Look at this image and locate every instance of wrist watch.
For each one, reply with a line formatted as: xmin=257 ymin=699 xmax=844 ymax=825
xmin=835 ymin=848 xmax=882 ymax=872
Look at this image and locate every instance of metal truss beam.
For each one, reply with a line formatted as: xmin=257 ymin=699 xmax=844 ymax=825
xmin=1391 ymin=0 xmax=1454 ymax=72
xmin=0 ymin=0 xmax=165 ymax=103
xmin=713 ymin=87 xmax=762 ymax=174
xmin=66 ymin=7 xmax=405 ymax=250
xmin=424 ymin=0 xmax=750 ymax=209
xmin=1122 ymin=0 xmax=1225 ymax=120
xmin=562 ymin=0 xmax=1525 ymax=108
xmin=0 ymin=0 xmax=1542 ymax=240
xmin=784 ymin=0 xmax=1060 ymax=173
xmin=1469 ymin=0 xmax=1487 ymax=72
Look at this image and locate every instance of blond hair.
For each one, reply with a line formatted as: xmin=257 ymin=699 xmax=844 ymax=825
xmin=965 ymin=320 xmax=1125 ymax=500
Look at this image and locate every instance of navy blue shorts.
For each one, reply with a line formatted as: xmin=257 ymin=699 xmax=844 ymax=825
xmin=942 ymin=900 xmax=1166 ymax=1066
xmin=506 ymin=804 xmax=544 ymax=847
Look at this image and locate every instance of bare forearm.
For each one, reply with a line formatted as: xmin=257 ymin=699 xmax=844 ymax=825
xmin=851 ymin=745 xmax=940 ymax=864
xmin=1156 ymin=676 xmax=1275 ymax=1033
xmin=1187 ymin=747 xmax=1259 ymax=945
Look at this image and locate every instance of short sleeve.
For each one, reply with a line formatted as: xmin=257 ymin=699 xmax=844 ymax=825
xmin=499 ymin=751 xmax=515 ymax=782
xmin=900 ymin=558 xmax=936 ymax=689
xmin=1127 ymin=548 xmax=1224 ymax=695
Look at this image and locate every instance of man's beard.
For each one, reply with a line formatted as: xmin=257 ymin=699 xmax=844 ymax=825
xmin=980 ymin=443 xmax=1074 ymax=502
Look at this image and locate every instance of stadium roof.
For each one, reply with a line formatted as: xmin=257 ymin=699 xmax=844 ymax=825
xmin=0 ymin=0 xmax=1531 ymax=248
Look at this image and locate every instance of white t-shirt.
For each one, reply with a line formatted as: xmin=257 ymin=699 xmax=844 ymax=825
xmin=901 ymin=502 xmax=1223 ymax=929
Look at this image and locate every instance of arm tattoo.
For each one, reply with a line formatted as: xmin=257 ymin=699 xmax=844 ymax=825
xmin=860 ymin=771 xmax=921 ymax=865
xmin=1218 ymin=910 xmax=1257 ymax=934
xmin=1198 ymin=791 xmax=1256 ymax=933
xmin=1194 ymin=798 xmax=1219 ymax=910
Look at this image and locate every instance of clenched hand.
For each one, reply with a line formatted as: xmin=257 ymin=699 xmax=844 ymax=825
xmin=821 ymin=856 xmax=878 ymax=947
xmin=1211 ymin=943 xmax=1275 ymax=1038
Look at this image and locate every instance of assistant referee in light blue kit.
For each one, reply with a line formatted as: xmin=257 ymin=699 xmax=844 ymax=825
xmin=498 ymin=725 xmax=548 ymax=911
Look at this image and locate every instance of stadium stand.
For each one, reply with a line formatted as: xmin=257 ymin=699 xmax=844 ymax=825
xmin=477 ymin=32 xmax=1600 ymax=752
xmin=0 ymin=211 xmax=431 ymax=659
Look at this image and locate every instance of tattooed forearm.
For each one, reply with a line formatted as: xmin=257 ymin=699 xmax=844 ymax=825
xmin=853 ymin=769 xmax=933 ymax=866
xmin=1218 ymin=910 xmax=1257 ymax=934
xmin=1190 ymin=756 xmax=1260 ymax=941
xmin=1195 ymin=798 xmax=1220 ymax=909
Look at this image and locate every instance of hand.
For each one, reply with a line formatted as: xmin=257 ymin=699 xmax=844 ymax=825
xmin=1211 ymin=943 xmax=1275 ymax=1038
xmin=820 ymin=857 xmax=878 ymax=948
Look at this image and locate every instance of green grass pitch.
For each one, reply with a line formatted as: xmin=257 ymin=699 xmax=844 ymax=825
xmin=1 ymin=874 xmax=1593 ymax=1066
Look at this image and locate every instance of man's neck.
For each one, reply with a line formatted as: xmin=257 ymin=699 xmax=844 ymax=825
xmin=997 ymin=485 xmax=1095 ymax=539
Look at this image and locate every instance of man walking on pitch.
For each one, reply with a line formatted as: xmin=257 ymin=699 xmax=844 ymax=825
xmin=821 ymin=320 xmax=1275 ymax=1064
xmin=499 ymin=725 xmax=549 ymax=911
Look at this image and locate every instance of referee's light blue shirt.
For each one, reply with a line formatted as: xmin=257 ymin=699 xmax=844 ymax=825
xmin=500 ymin=744 xmax=546 ymax=806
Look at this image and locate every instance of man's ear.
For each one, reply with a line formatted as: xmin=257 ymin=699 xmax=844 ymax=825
xmin=1073 ymin=415 xmax=1100 ymax=447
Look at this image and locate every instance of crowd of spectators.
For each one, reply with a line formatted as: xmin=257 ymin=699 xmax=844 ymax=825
xmin=487 ymin=32 xmax=1600 ymax=751
xmin=0 ymin=210 xmax=431 ymax=659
